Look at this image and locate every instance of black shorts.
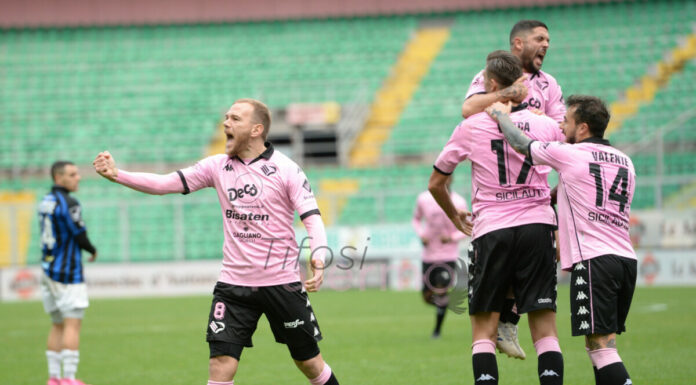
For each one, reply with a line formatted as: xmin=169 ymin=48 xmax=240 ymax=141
xmin=468 ymin=223 xmax=557 ymax=315
xmin=206 ymin=281 xmax=322 ymax=354
xmin=570 ymin=255 xmax=637 ymax=336
xmin=422 ymin=261 xmax=457 ymax=294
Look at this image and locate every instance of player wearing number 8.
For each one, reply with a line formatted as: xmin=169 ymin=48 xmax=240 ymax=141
xmin=38 ymin=161 xmax=97 ymax=385
xmin=429 ymin=51 xmax=565 ymax=385
xmin=486 ymin=95 xmax=637 ymax=385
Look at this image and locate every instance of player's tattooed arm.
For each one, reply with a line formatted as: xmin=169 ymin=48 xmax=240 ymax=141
xmin=485 ymin=101 xmax=532 ymax=156
xmin=498 ymin=76 xmax=528 ymax=103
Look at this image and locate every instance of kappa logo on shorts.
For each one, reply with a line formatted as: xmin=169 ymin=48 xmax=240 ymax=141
xmin=284 ymin=319 xmax=305 ymax=329
xmin=209 ymin=321 xmax=226 ymax=334
xmin=574 ymin=263 xmax=586 ymax=271
xmin=577 ymin=306 xmax=590 ymax=315
xmin=576 ymin=291 xmax=588 ymax=300
xmin=579 ymin=321 xmax=590 ymax=330
xmin=575 ymin=276 xmax=587 ymax=286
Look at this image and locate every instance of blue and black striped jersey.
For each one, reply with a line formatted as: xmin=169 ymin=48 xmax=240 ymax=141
xmin=38 ymin=186 xmax=96 ymax=284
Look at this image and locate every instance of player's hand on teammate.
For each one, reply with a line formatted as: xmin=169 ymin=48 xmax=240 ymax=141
xmin=440 ymin=235 xmax=452 ymax=244
xmin=453 ymin=209 xmax=473 ymax=236
xmin=93 ymin=151 xmax=118 ymax=181
xmin=502 ymin=75 xmax=528 ymax=104
xmin=421 ymin=237 xmax=429 ymax=246
xmin=88 ymin=251 xmax=98 ymax=262
xmin=485 ymin=101 xmax=513 ymax=122
xmin=305 ymin=259 xmax=324 ymax=292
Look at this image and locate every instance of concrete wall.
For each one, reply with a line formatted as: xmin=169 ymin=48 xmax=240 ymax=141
xmin=0 ymin=0 xmax=625 ymax=28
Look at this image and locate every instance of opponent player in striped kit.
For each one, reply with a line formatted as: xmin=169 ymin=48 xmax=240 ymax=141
xmin=429 ymin=51 xmax=565 ymax=385
xmin=487 ymin=95 xmax=636 ymax=385
xmin=93 ymin=99 xmax=340 ymax=385
xmin=39 ymin=161 xmax=98 ymax=385
xmin=461 ymin=19 xmax=567 ymax=359
xmin=412 ymin=175 xmax=468 ymax=338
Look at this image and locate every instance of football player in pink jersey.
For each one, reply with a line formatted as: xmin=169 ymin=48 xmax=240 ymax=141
xmin=93 ymin=99 xmax=340 ymax=385
xmin=462 ymin=20 xmax=565 ymax=123
xmin=412 ymin=175 xmax=469 ymax=338
xmin=487 ymin=95 xmax=636 ymax=385
xmin=430 ymin=51 xmax=564 ymax=385
xmin=461 ymin=19 xmax=567 ymax=359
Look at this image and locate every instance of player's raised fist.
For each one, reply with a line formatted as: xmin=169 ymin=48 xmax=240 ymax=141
xmin=93 ymin=151 xmax=118 ymax=181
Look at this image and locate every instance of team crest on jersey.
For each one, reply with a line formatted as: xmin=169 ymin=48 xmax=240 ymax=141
xmin=302 ymin=179 xmax=312 ymax=193
xmin=536 ymin=80 xmax=549 ymax=90
xmin=261 ymin=165 xmax=277 ymax=176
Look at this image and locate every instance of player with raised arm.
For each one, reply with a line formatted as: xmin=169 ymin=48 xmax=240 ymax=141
xmin=93 ymin=99 xmax=340 ymax=385
xmin=487 ymin=95 xmax=636 ymax=385
xmin=461 ymin=20 xmax=567 ymax=359
xmin=462 ymin=20 xmax=565 ymax=122
xmin=412 ymin=175 xmax=469 ymax=339
xmin=429 ymin=51 xmax=565 ymax=385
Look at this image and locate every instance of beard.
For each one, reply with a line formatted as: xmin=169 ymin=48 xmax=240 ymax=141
xmin=226 ymin=136 xmax=250 ymax=157
xmin=521 ymin=48 xmax=543 ymax=73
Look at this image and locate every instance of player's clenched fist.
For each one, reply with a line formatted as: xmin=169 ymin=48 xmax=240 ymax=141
xmin=93 ymin=151 xmax=118 ymax=181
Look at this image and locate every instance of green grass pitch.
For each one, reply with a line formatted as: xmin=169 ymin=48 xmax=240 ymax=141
xmin=1 ymin=286 xmax=695 ymax=384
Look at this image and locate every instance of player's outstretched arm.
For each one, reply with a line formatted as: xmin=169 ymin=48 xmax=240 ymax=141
xmin=485 ymin=101 xmax=532 ymax=156
xmin=428 ymin=170 xmax=473 ymax=236
xmin=93 ymin=151 xmax=184 ymax=195
xmin=461 ymin=76 xmax=528 ymax=118
xmin=301 ymin=214 xmax=328 ymax=292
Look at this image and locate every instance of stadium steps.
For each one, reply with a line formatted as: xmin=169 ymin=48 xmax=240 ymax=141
xmin=315 ymin=178 xmax=359 ymax=226
xmin=0 ymin=191 xmax=35 ymax=267
xmin=664 ymin=180 xmax=696 ymax=209
xmin=607 ymin=33 xmax=696 ymax=136
xmin=349 ymin=27 xmax=450 ymax=167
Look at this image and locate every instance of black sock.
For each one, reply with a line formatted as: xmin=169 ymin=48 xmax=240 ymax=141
xmin=321 ymin=372 xmax=339 ymax=385
xmin=537 ymin=351 xmax=563 ymax=385
xmin=499 ymin=298 xmax=520 ymax=325
xmin=434 ymin=305 xmax=447 ymax=334
xmin=472 ymin=353 xmax=498 ymax=384
xmin=593 ymin=365 xmax=599 ymax=384
xmin=597 ymin=362 xmax=630 ymax=385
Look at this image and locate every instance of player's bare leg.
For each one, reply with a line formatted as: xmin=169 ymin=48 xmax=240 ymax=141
xmin=294 ymin=353 xmax=339 ymax=385
xmin=586 ymin=333 xmax=631 ymax=385
xmin=208 ymin=355 xmax=238 ymax=384
xmin=471 ymin=312 xmax=500 ymax=384
xmin=528 ymin=309 xmax=563 ymax=385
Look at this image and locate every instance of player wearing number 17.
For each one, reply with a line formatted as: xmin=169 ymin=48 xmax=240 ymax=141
xmin=429 ymin=50 xmax=565 ymax=385
xmin=486 ymin=95 xmax=636 ymax=385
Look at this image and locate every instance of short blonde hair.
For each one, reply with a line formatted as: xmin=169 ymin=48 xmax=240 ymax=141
xmin=234 ymin=98 xmax=271 ymax=140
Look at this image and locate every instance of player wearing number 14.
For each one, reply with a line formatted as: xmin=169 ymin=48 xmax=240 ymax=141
xmin=486 ymin=95 xmax=637 ymax=385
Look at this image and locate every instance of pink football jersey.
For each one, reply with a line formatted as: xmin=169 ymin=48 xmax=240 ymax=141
xmin=529 ymin=138 xmax=637 ymax=270
xmin=413 ymin=191 xmax=469 ymax=263
xmin=466 ymin=69 xmax=566 ymax=122
xmin=179 ymin=143 xmax=320 ymax=286
xmin=434 ymin=108 xmax=564 ymax=240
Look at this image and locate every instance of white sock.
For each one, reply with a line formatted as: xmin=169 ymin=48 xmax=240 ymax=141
xmin=61 ymin=349 xmax=80 ymax=380
xmin=46 ymin=350 xmax=61 ymax=379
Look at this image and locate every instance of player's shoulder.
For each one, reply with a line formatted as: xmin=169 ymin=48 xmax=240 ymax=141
xmin=268 ymin=147 xmax=305 ymax=176
xmin=538 ymin=70 xmax=560 ymax=85
xmin=463 ymin=112 xmax=491 ymax=125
